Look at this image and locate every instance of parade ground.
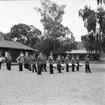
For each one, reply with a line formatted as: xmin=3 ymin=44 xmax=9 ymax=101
xmin=0 ymin=63 xmax=105 ymax=105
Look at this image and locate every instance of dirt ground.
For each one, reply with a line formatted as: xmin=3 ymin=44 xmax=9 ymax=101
xmin=0 ymin=63 xmax=105 ymax=105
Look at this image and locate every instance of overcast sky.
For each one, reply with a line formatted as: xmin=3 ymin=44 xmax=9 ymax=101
xmin=0 ymin=0 xmax=97 ymax=41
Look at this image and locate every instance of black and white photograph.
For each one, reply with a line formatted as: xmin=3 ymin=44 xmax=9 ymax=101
xmin=0 ymin=0 xmax=105 ymax=105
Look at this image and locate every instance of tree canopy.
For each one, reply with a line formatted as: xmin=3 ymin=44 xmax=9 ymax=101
xmin=35 ymin=0 xmax=76 ymax=54
xmin=79 ymin=5 xmax=105 ymax=53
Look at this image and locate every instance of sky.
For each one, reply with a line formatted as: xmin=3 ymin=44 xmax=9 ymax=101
xmin=0 ymin=0 xmax=98 ymax=41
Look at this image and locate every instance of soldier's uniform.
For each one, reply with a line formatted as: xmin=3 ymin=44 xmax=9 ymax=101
xmin=16 ymin=54 xmax=24 ymax=71
xmin=29 ymin=55 xmax=33 ymax=71
xmin=24 ymin=56 xmax=27 ymax=69
xmin=37 ymin=53 xmax=44 ymax=75
xmin=6 ymin=54 xmax=12 ymax=70
xmin=48 ymin=55 xmax=54 ymax=74
xmin=85 ymin=56 xmax=92 ymax=73
xmin=25 ymin=56 xmax=30 ymax=70
xmin=76 ymin=56 xmax=80 ymax=71
xmin=57 ymin=56 xmax=62 ymax=73
xmin=43 ymin=56 xmax=47 ymax=72
xmin=65 ymin=55 xmax=69 ymax=72
xmin=31 ymin=55 xmax=37 ymax=72
xmin=71 ymin=57 xmax=75 ymax=72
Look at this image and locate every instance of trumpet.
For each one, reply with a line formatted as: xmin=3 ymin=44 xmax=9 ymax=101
xmin=16 ymin=56 xmax=24 ymax=63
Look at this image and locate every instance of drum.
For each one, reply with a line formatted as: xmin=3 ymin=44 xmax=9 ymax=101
xmin=53 ymin=63 xmax=57 ymax=68
xmin=79 ymin=63 xmax=82 ymax=66
xmin=61 ymin=64 xmax=65 ymax=67
xmin=68 ymin=63 xmax=72 ymax=67
xmin=75 ymin=64 xmax=78 ymax=66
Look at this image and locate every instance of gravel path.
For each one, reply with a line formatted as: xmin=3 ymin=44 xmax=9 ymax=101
xmin=0 ymin=64 xmax=105 ymax=105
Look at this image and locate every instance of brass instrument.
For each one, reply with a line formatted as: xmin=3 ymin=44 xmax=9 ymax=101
xmin=17 ymin=56 xmax=24 ymax=63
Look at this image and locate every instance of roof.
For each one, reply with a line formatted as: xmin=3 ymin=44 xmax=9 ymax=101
xmin=66 ymin=50 xmax=100 ymax=54
xmin=0 ymin=40 xmax=34 ymax=51
xmin=66 ymin=50 xmax=87 ymax=54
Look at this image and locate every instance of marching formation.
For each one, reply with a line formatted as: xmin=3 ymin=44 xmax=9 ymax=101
xmin=0 ymin=51 xmax=92 ymax=74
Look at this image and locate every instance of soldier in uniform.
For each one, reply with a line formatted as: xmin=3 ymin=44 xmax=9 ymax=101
xmin=48 ymin=52 xmax=54 ymax=74
xmin=28 ymin=55 xmax=33 ymax=71
xmin=65 ymin=54 xmax=69 ymax=72
xmin=31 ymin=54 xmax=37 ymax=73
xmin=56 ymin=55 xmax=62 ymax=73
xmin=6 ymin=51 xmax=12 ymax=70
xmin=71 ymin=55 xmax=75 ymax=72
xmin=43 ymin=55 xmax=47 ymax=72
xmin=76 ymin=55 xmax=80 ymax=71
xmin=24 ymin=54 xmax=28 ymax=69
xmin=24 ymin=54 xmax=29 ymax=70
xmin=16 ymin=52 xmax=24 ymax=71
xmin=37 ymin=52 xmax=44 ymax=75
xmin=85 ymin=54 xmax=92 ymax=73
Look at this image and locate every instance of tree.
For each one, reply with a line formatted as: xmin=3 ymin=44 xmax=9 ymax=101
xmin=35 ymin=0 xmax=74 ymax=53
xmin=5 ymin=23 xmax=42 ymax=48
xmin=79 ymin=5 xmax=105 ymax=53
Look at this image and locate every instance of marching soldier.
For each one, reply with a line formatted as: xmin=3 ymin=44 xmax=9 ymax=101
xmin=31 ymin=54 xmax=37 ymax=73
xmin=56 ymin=55 xmax=62 ymax=73
xmin=85 ymin=54 xmax=92 ymax=73
xmin=48 ymin=52 xmax=54 ymax=74
xmin=76 ymin=55 xmax=80 ymax=71
xmin=37 ymin=52 xmax=44 ymax=75
xmin=6 ymin=52 xmax=12 ymax=70
xmin=16 ymin=52 xmax=24 ymax=71
xmin=28 ymin=55 xmax=33 ymax=71
xmin=71 ymin=55 xmax=75 ymax=72
xmin=43 ymin=55 xmax=47 ymax=72
xmin=61 ymin=56 xmax=65 ymax=70
xmin=24 ymin=54 xmax=29 ymax=70
xmin=65 ymin=54 xmax=69 ymax=72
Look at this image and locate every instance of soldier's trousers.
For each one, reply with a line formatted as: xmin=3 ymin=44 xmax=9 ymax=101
xmin=37 ymin=64 xmax=42 ymax=75
xmin=19 ymin=63 xmax=23 ymax=71
xmin=77 ymin=63 xmax=79 ymax=71
xmin=32 ymin=64 xmax=37 ymax=72
xmin=72 ymin=64 xmax=75 ymax=72
xmin=24 ymin=63 xmax=26 ymax=69
xmin=66 ymin=63 xmax=69 ymax=72
xmin=85 ymin=65 xmax=91 ymax=73
xmin=57 ymin=64 xmax=61 ymax=73
xmin=49 ymin=64 xmax=53 ymax=74
xmin=6 ymin=63 xmax=11 ymax=70
xmin=43 ymin=63 xmax=47 ymax=72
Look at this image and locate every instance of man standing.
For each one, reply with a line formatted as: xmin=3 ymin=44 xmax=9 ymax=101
xmin=76 ymin=55 xmax=80 ymax=71
xmin=6 ymin=51 xmax=12 ymax=70
xmin=16 ymin=52 xmax=24 ymax=71
xmin=56 ymin=55 xmax=62 ymax=73
xmin=43 ymin=55 xmax=47 ymax=72
xmin=65 ymin=54 xmax=69 ymax=72
xmin=48 ymin=52 xmax=54 ymax=74
xmin=37 ymin=52 xmax=44 ymax=75
xmin=31 ymin=54 xmax=37 ymax=73
xmin=71 ymin=55 xmax=75 ymax=72
xmin=85 ymin=54 xmax=92 ymax=73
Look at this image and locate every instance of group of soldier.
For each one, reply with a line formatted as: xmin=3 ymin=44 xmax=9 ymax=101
xmin=16 ymin=51 xmax=92 ymax=75
xmin=0 ymin=51 xmax=12 ymax=70
xmin=0 ymin=51 xmax=92 ymax=74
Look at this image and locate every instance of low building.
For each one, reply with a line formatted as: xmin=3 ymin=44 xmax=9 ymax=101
xmin=0 ymin=40 xmax=36 ymax=62
xmin=66 ymin=42 xmax=100 ymax=61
